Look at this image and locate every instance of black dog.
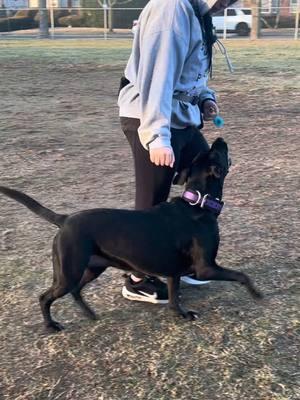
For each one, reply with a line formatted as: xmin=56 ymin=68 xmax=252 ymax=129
xmin=0 ymin=138 xmax=262 ymax=332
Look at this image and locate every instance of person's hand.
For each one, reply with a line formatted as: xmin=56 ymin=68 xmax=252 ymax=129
xmin=203 ymin=100 xmax=219 ymax=121
xmin=149 ymin=146 xmax=175 ymax=168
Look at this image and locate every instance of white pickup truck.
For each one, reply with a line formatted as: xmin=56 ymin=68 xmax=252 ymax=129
xmin=212 ymin=8 xmax=252 ymax=36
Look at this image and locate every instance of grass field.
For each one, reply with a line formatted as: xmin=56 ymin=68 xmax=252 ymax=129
xmin=0 ymin=39 xmax=299 ymax=400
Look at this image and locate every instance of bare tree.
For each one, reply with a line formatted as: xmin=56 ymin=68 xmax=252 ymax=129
xmin=259 ymin=0 xmax=281 ymax=29
xmin=274 ymin=0 xmax=281 ymax=29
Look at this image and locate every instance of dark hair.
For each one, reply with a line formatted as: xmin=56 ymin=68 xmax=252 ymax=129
xmin=201 ymin=13 xmax=218 ymax=72
xmin=189 ymin=1 xmax=218 ymax=74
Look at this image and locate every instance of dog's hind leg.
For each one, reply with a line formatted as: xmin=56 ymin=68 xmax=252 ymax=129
xmin=71 ymin=266 xmax=106 ymax=320
xmin=39 ymin=236 xmax=90 ymax=332
xmin=39 ymin=285 xmax=71 ymax=332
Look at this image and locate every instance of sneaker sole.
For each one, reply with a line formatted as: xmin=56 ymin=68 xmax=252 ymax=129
xmin=180 ymin=276 xmax=211 ymax=285
xmin=122 ymin=286 xmax=169 ymax=304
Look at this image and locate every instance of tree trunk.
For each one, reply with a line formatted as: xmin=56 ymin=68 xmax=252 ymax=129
xmin=250 ymin=0 xmax=261 ymax=39
xmin=275 ymin=12 xmax=281 ymax=29
xmin=39 ymin=0 xmax=49 ymax=38
xmin=108 ymin=8 xmax=114 ymax=32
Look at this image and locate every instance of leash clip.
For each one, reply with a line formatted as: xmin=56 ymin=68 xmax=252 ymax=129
xmin=188 ymin=190 xmax=202 ymax=206
xmin=201 ymin=194 xmax=224 ymax=215
xmin=200 ymin=193 xmax=209 ymax=208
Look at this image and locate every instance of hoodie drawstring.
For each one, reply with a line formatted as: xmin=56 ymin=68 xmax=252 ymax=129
xmin=214 ymin=39 xmax=235 ymax=73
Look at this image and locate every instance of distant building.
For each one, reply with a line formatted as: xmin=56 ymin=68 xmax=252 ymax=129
xmin=242 ymin=0 xmax=297 ymax=16
xmin=0 ymin=0 xmax=296 ymax=17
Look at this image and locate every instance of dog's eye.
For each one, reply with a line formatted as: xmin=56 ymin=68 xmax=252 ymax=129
xmin=209 ymin=165 xmax=222 ymax=178
xmin=216 ymin=166 xmax=222 ymax=175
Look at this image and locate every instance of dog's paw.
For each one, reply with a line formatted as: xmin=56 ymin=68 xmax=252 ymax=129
xmin=182 ymin=310 xmax=198 ymax=321
xmin=254 ymin=291 xmax=264 ymax=300
xmin=86 ymin=310 xmax=98 ymax=321
xmin=250 ymin=287 xmax=264 ymax=300
xmin=169 ymin=305 xmax=198 ymax=321
xmin=46 ymin=321 xmax=65 ymax=333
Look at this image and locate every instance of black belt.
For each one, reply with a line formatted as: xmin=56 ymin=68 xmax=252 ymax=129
xmin=173 ymin=93 xmax=200 ymax=105
xmin=119 ymin=76 xmax=200 ymax=106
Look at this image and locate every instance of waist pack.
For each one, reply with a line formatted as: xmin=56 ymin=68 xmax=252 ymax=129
xmin=118 ymin=76 xmax=130 ymax=95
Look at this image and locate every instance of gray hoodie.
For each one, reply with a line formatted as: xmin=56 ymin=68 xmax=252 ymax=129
xmin=118 ymin=0 xmax=218 ymax=150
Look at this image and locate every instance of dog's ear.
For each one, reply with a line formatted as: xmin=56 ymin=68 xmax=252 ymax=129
xmin=207 ymin=149 xmax=223 ymax=179
xmin=207 ymin=165 xmax=222 ymax=179
xmin=173 ymin=168 xmax=190 ymax=185
xmin=211 ymin=137 xmax=227 ymax=150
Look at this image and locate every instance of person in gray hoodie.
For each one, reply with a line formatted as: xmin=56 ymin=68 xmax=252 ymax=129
xmin=118 ymin=0 xmax=237 ymax=303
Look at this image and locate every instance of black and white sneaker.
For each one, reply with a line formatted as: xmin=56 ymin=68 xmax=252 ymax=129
xmin=181 ymin=274 xmax=210 ymax=285
xmin=122 ymin=276 xmax=168 ymax=304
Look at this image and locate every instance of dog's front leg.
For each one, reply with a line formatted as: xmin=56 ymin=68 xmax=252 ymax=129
xmin=167 ymin=277 xmax=198 ymax=321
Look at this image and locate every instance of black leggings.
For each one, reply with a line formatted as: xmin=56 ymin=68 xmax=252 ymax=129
xmin=120 ymin=117 xmax=209 ymax=210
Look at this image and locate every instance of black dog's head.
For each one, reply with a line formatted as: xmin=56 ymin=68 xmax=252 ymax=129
xmin=173 ymin=137 xmax=231 ymax=200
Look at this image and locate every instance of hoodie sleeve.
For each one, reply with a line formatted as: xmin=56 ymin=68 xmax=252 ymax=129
xmin=199 ymin=85 xmax=216 ymax=109
xmin=136 ymin=29 xmax=189 ymax=150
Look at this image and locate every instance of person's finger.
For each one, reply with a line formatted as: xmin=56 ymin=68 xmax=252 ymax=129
xmin=213 ymin=104 xmax=219 ymax=114
xmin=160 ymin=153 xmax=165 ymax=166
xmin=151 ymin=151 xmax=163 ymax=166
xmin=151 ymin=152 xmax=158 ymax=165
xmin=164 ymin=152 xmax=171 ymax=167
xmin=164 ymin=152 xmax=169 ymax=166
xmin=167 ymin=150 xmax=174 ymax=168
xmin=156 ymin=153 xmax=162 ymax=166
xmin=150 ymin=151 xmax=155 ymax=164
xmin=167 ymin=150 xmax=175 ymax=167
xmin=162 ymin=151 xmax=170 ymax=166
xmin=170 ymin=153 xmax=175 ymax=168
xmin=155 ymin=153 xmax=161 ymax=166
xmin=204 ymin=101 xmax=218 ymax=114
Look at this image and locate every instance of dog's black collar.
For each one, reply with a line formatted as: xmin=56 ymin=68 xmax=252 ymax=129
xmin=182 ymin=189 xmax=224 ymax=215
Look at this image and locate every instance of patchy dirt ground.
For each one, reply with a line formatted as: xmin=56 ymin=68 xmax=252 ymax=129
xmin=0 ymin=41 xmax=299 ymax=400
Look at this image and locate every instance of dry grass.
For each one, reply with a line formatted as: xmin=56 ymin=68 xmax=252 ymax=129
xmin=0 ymin=40 xmax=299 ymax=400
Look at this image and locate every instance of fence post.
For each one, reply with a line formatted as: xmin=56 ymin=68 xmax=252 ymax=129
xmin=50 ymin=0 xmax=55 ymax=39
xmin=251 ymin=0 xmax=261 ymax=39
xmin=38 ymin=0 xmax=49 ymax=38
xmin=223 ymin=8 xmax=227 ymax=40
xmin=108 ymin=3 xmax=114 ymax=32
xmin=295 ymin=2 xmax=300 ymax=40
xmin=103 ymin=1 xmax=108 ymax=40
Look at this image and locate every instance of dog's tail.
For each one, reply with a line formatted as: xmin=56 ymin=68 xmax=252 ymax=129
xmin=0 ymin=186 xmax=67 ymax=228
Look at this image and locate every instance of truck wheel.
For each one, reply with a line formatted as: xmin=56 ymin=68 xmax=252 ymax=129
xmin=236 ymin=22 xmax=250 ymax=36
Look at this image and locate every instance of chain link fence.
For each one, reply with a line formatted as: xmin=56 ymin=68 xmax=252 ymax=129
xmin=0 ymin=6 xmax=299 ymax=39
